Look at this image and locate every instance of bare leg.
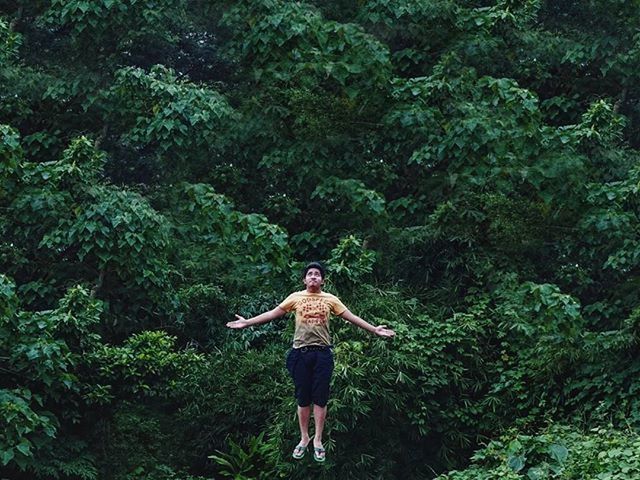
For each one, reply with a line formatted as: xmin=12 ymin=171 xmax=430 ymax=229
xmin=297 ymin=406 xmax=311 ymax=445
xmin=312 ymin=404 xmax=327 ymax=449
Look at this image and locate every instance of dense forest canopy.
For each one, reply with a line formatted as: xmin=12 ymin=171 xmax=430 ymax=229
xmin=1 ymin=0 xmax=640 ymax=478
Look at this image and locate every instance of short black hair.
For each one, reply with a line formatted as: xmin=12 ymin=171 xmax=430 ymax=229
xmin=303 ymin=262 xmax=325 ymax=279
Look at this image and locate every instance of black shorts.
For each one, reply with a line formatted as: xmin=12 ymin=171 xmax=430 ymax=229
xmin=285 ymin=346 xmax=334 ymax=407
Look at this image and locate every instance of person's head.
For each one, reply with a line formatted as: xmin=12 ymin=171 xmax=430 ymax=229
xmin=302 ymin=262 xmax=325 ymax=290
xmin=303 ymin=262 xmax=325 ymax=279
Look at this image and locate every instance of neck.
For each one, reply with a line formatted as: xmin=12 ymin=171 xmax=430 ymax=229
xmin=306 ymin=286 xmax=322 ymax=294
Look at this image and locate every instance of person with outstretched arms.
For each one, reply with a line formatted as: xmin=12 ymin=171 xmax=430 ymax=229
xmin=226 ymin=262 xmax=395 ymax=463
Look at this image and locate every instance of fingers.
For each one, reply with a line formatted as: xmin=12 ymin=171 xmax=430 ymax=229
xmin=376 ymin=326 xmax=396 ymax=337
xmin=228 ymin=314 xmax=246 ymax=328
xmin=227 ymin=319 xmax=243 ymax=328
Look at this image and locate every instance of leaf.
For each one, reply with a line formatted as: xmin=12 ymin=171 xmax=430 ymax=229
xmin=16 ymin=442 xmax=30 ymax=456
xmin=508 ymin=454 xmax=526 ymax=472
xmin=1 ymin=449 xmax=15 ymax=466
xmin=527 ymin=466 xmax=546 ymax=480
xmin=549 ymin=444 xmax=568 ymax=464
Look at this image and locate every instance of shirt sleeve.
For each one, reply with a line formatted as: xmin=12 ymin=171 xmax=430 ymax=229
xmin=278 ymin=293 xmax=297 ymax=313
xmin=330 ymin=295 xmax=348 ymax=316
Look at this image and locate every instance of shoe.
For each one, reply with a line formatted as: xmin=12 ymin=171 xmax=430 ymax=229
xmin=313 ymin=446 xmax=326 ymax=463
xmin=292 ymin=442 xmax=309 ymax=460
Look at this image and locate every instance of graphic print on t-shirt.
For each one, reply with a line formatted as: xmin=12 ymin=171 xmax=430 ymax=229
xmin=299 ymin=297 xmax=331 ymax=326
xmin=278 ymin=291 xmax=347 ymax=347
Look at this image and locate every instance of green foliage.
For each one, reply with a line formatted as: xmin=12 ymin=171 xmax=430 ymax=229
xmin=312 ymin=177 xmax=386 ymax=225
xmin=102 ymin=66 xmax=236 ymax=169
xmin=0 ymin=275 xmax=103 ymax=475
xmin=223 ymin=0 xmax=391 ymax=97
xmin=0 ymin=17 xmax=21 ymax=62
xmin=385 ymin=66 xmax=586 ymax=205
xmin=327 ymin=235 xmax=376 ymax=289
xmin=2 ymin=0 xmax=640 ymax=478
xmin=561 ymin=306 xmax=640 ymax=426
xmin=41 ymin=0 xmax=186 ymax=49
xmin=85 ymin=331 xmax=205 ymax=402
xmin=438 ymin=424 xmax=640 ymax=479
xmin=167 ymin=182 xmax=291 ymax=280
xmin=91 ymin=405 xmax=182 ymax=480
xmin=3 ymin=133 xmax=177 ymax=325
xmin=0 ymin=388 xmax=57 ymax=469
xmin=29 ymin=438 xmax=99 ymax=480
xmin=209 ymin=432 xmax=283 ymax=480
xmin=0 ymin=124 xmax=22 ymax=201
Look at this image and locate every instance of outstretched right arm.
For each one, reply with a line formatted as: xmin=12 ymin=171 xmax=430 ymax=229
xmin=226 ymin=306 xmax=287 ymax=329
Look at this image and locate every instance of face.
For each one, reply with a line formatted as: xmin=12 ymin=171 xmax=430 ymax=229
xmin=303 ymin=268 xmax=324 ymax=289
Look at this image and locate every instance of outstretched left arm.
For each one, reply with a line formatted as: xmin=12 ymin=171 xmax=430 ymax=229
xmin=340 ymin=309 xmax=395 ymax=338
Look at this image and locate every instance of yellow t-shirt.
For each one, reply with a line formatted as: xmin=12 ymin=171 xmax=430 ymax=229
xmin=279 ymin=290 xmax=348 ymax=348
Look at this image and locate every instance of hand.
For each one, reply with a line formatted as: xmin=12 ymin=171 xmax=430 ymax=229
xmin=226 ymin=314 xmax=250 ymax=329
xmin=374 ymin=325 xmax=395 ymax=338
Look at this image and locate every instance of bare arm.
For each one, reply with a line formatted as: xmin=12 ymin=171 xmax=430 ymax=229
xmin=226 ymin=306 xmax=287 ymax=329
xmin=340 ymin=309 xmax=395 ymax=338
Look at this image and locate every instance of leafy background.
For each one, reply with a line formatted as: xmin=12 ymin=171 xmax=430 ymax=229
xmin=1 ymin=0 xmax=640 ymax=478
